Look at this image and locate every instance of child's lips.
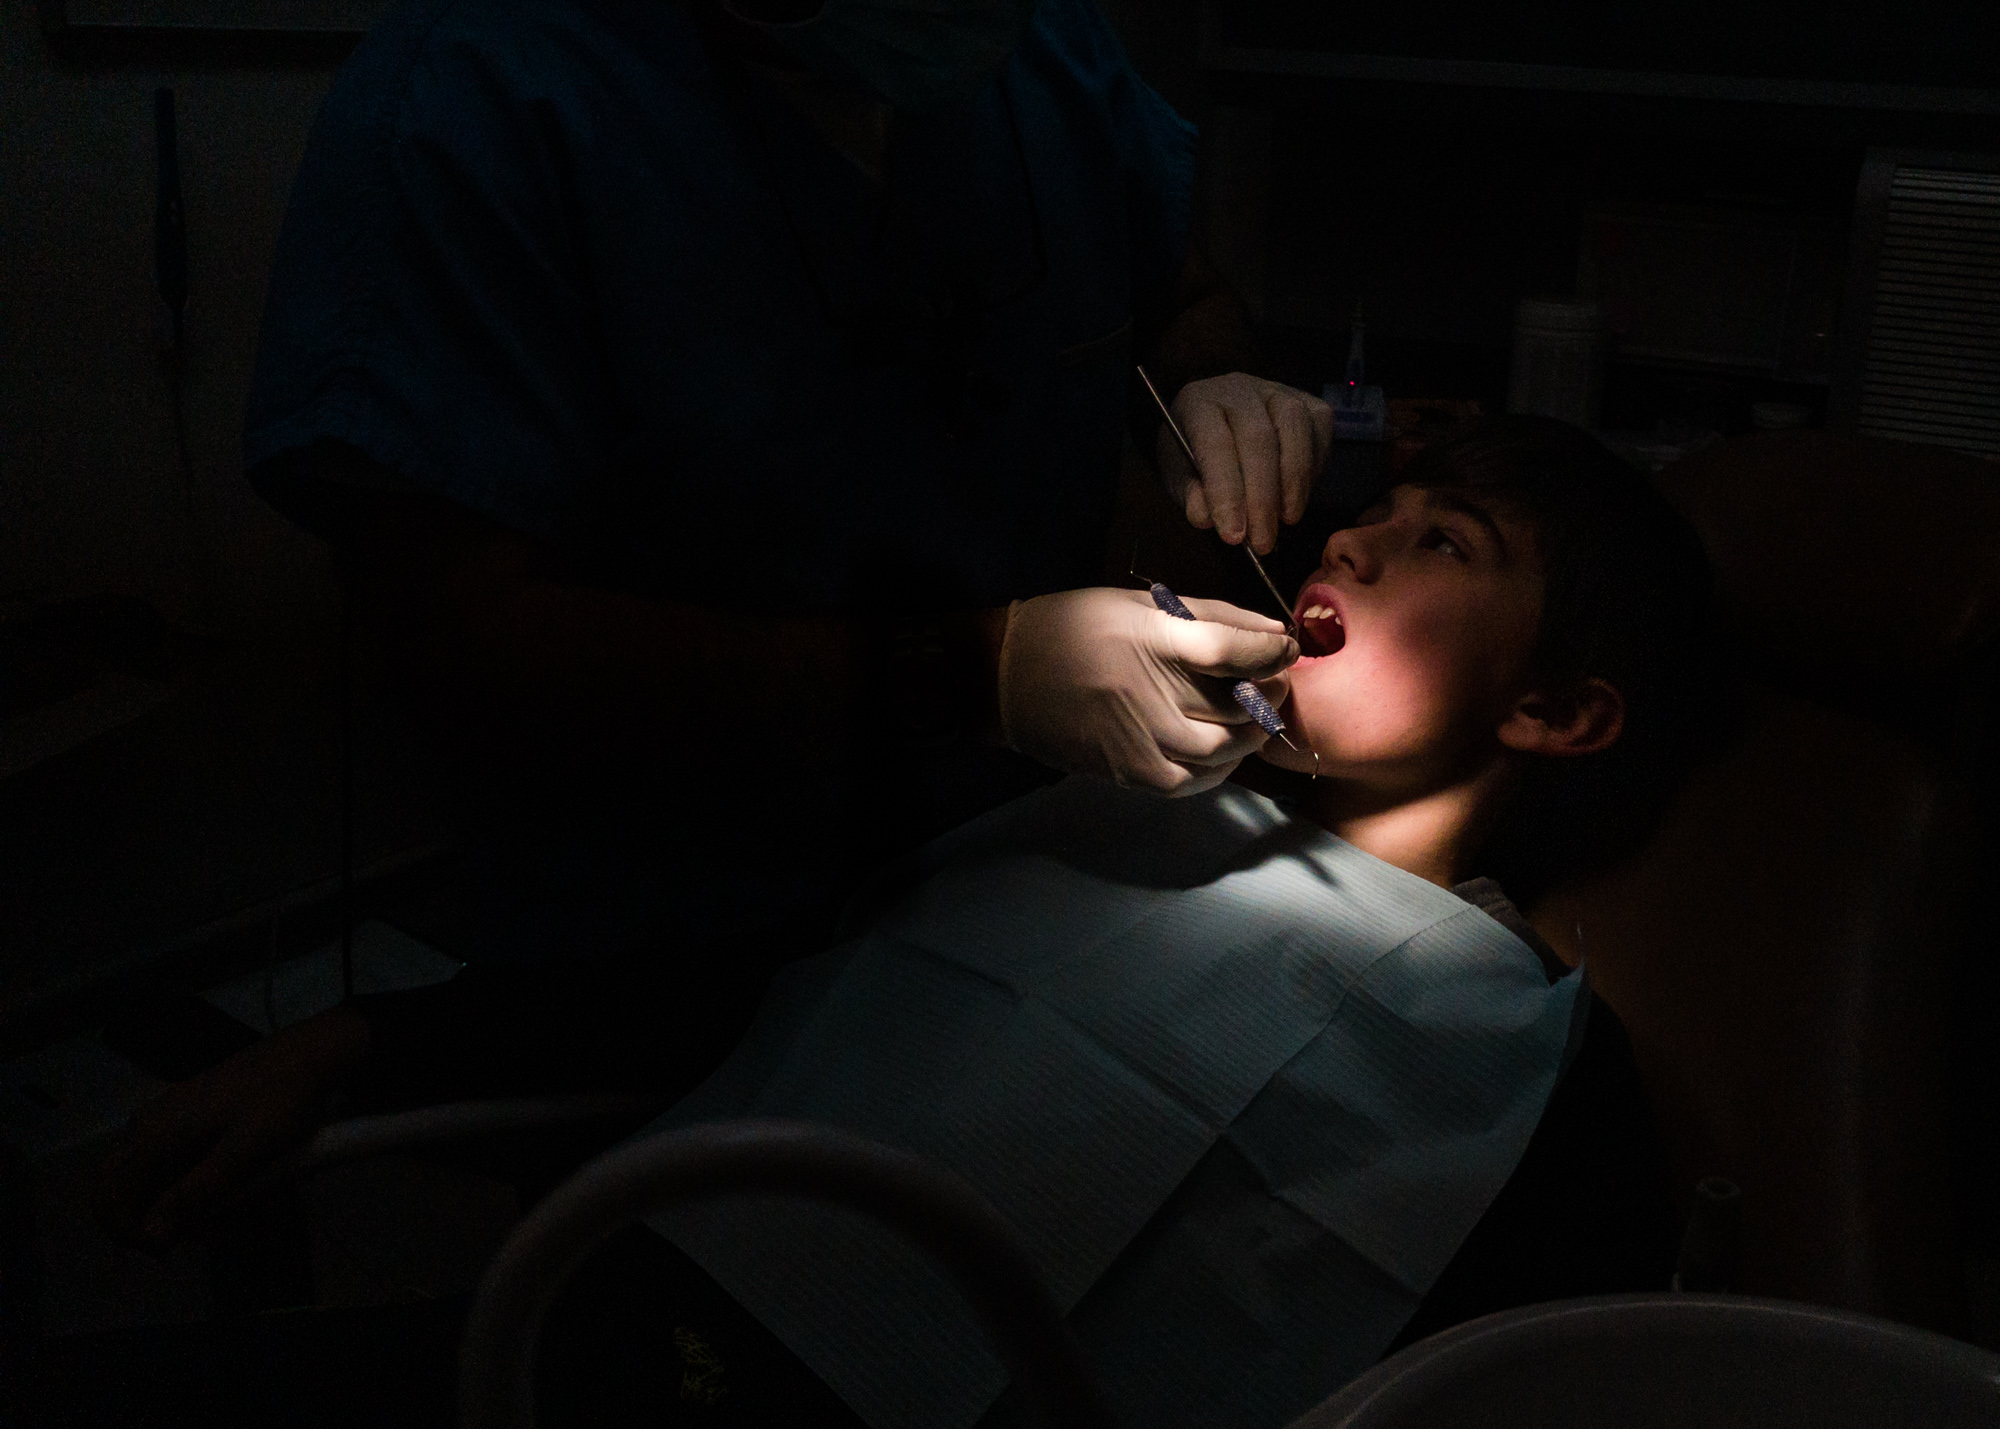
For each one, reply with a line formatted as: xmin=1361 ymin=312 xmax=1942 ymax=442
xmin=1294 ymin=583 xmax=1346 ymax=657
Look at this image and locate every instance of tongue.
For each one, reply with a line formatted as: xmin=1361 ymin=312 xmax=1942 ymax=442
xmin=1298 ymin=614 xmax=1344 ymax=657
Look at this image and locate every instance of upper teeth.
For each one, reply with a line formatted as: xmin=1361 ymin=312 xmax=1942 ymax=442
xmin=1302 ymin=605 xmax=1340 ymax=622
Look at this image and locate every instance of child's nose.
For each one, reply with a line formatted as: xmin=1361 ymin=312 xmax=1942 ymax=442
xmin=1321 ymin=524 xmax=1384 ymax=582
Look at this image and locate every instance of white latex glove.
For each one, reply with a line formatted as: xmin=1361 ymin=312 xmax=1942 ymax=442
xmin=1157 ymin=373 xmax=1333 ymax=554
xmin=997 ymin=587 xmax=1297 ymax=795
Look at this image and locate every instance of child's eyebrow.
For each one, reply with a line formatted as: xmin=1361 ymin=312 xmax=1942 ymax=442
xmin=1424 ymin=491 xmax=1511 ymax=559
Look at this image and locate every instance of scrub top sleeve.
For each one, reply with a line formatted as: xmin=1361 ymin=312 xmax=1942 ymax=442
xmin=246 ymin=30 xmax=614 ymax=546
xmin=1097 ymin=29 xmax=1197 ymax=335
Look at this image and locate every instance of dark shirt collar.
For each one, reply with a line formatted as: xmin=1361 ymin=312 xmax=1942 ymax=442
xmin=1452 ymin=876 xmax=1569 ymax=984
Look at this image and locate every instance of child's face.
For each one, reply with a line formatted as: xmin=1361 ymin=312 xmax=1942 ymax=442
xmin=1261 ymin=484 xmax=1546 ymax=793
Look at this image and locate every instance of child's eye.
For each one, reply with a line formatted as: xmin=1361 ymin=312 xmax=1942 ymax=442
xmin=1419 ymin=528 xmax=1467 ymax=560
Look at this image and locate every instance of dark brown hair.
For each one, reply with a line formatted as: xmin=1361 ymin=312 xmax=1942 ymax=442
xmin=1403 ymin=415 xmax=1720 ymax=896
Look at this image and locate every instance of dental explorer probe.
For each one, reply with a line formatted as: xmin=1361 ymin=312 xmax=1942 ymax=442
xmin=1136 ymin=364 xmax=1299 ymax=636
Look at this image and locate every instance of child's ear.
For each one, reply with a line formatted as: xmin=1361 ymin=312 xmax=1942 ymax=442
xmin=1496 ymin=678 xmax=1625 ymax=758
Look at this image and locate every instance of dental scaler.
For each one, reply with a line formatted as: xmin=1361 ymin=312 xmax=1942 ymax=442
xmin=1144 ymin=580 xmax=1299 ymax=753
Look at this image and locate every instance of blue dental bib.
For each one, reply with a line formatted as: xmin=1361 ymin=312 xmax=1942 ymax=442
xmin=644 ymin=778 xmax=1583 ymax=1429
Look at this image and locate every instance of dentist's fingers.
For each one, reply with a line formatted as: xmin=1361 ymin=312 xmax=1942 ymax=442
xmin=1234 ymin=402 xmax=1285 ymax=555
xmin=1161 ymin=374 xmax=1333 ymax=551
xmin=1184 ymin=476 xmax=1213 ymax=531
xmin=1118 ymin=744 xmax=1205 ymax=796
xmin=1176 ymin=596 xmax=1290 ymax=635
xmin=1307 ymin=390 xmax=1334 ymax=468
xmin=1161 ymin=713 xmax=1271 ymax=766
xmin=1166 ymin=759 xmax=1247 ymax=796
xmin=1181 ymin=395 xmax=1250 ymax=546
xmin=1174 ymin=376 xmax=1278 ymax=551
xmin=1156 ymin=424 xmax=1213 ymax=531
xmin=1157 ymin=612 xmax=1298 ymax=683
xmin=1270 ymin=388 xmax=1325 ymax=525
xmin=996 ymin=587 xmax=1300 ymax=797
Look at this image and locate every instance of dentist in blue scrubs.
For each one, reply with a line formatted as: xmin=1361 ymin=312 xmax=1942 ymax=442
xmin=98 ymin=0 xmax=1333 ymax=1247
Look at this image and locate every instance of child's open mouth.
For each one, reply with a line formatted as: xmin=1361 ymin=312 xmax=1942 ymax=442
xmin=1294 ymin=584 xmax=1346 ymax=658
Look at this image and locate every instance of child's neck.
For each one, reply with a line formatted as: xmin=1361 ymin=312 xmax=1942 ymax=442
xmin=1303 ymin=761 xmax=1515 ymax=888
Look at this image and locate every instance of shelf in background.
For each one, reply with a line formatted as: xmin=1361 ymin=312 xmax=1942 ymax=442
xmin=1201 ymin=48 xmax=2000 ymax=118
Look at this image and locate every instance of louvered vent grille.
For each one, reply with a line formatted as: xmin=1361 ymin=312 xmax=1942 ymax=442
xmin=1858 ymin=166 xmax=2000 ymax=458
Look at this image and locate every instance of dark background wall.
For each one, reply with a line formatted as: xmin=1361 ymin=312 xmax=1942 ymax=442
xmin=2 ymin=12 xmax=394 ymax=1039
xmin=1199 ymin=2 xmax=1998 ymax=417
xmin=1 ymin=7 xmax=340 ymax=648
xmin=6 ymin=0 xmax=1993 ymax=645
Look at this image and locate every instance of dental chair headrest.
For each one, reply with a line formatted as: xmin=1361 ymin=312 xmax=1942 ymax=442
xmin=1656 ymin=431 xmax=2000 ymax=722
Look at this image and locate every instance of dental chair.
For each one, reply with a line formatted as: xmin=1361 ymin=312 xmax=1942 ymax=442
xmin=1529 ymin=429 xmax=1999 ymax=1332
xmin=1295 ymin=1292 xmax=2000 ymax=1428
xmin=453 ymin=1122 xmax=2000 ymax=1429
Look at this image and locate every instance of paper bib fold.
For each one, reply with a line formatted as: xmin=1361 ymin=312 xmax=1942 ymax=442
xmin=644 ymin=778 xmax=1581 ymax=1429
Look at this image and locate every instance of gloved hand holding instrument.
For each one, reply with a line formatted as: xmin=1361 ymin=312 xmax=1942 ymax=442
xmin=1137 ymin=364 xmax=1314 ymax=760
xmin=1139 ymin=578 xmax=1300 ymax=755
xmin=992 ymin=366 xmax=1318 ymax=796
xmin=997 ymin=587 xmax=1295 ymax=796
xmin=1148 ymin=364 xmax=1333 ymax=557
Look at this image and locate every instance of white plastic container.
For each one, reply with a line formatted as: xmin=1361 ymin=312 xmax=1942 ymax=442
xmin=1507 ymin=297 xmax=1607 ymax=428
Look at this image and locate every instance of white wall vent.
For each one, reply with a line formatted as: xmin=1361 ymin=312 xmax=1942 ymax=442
xmin=1835 ymin=152 xmax=2000 ymax=460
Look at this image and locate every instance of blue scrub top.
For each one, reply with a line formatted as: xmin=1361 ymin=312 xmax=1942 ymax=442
xmin=245 ymin=0 xmax=1196 ymax=971
xmin=247 ymin=0 xmax=1196 ymax=614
